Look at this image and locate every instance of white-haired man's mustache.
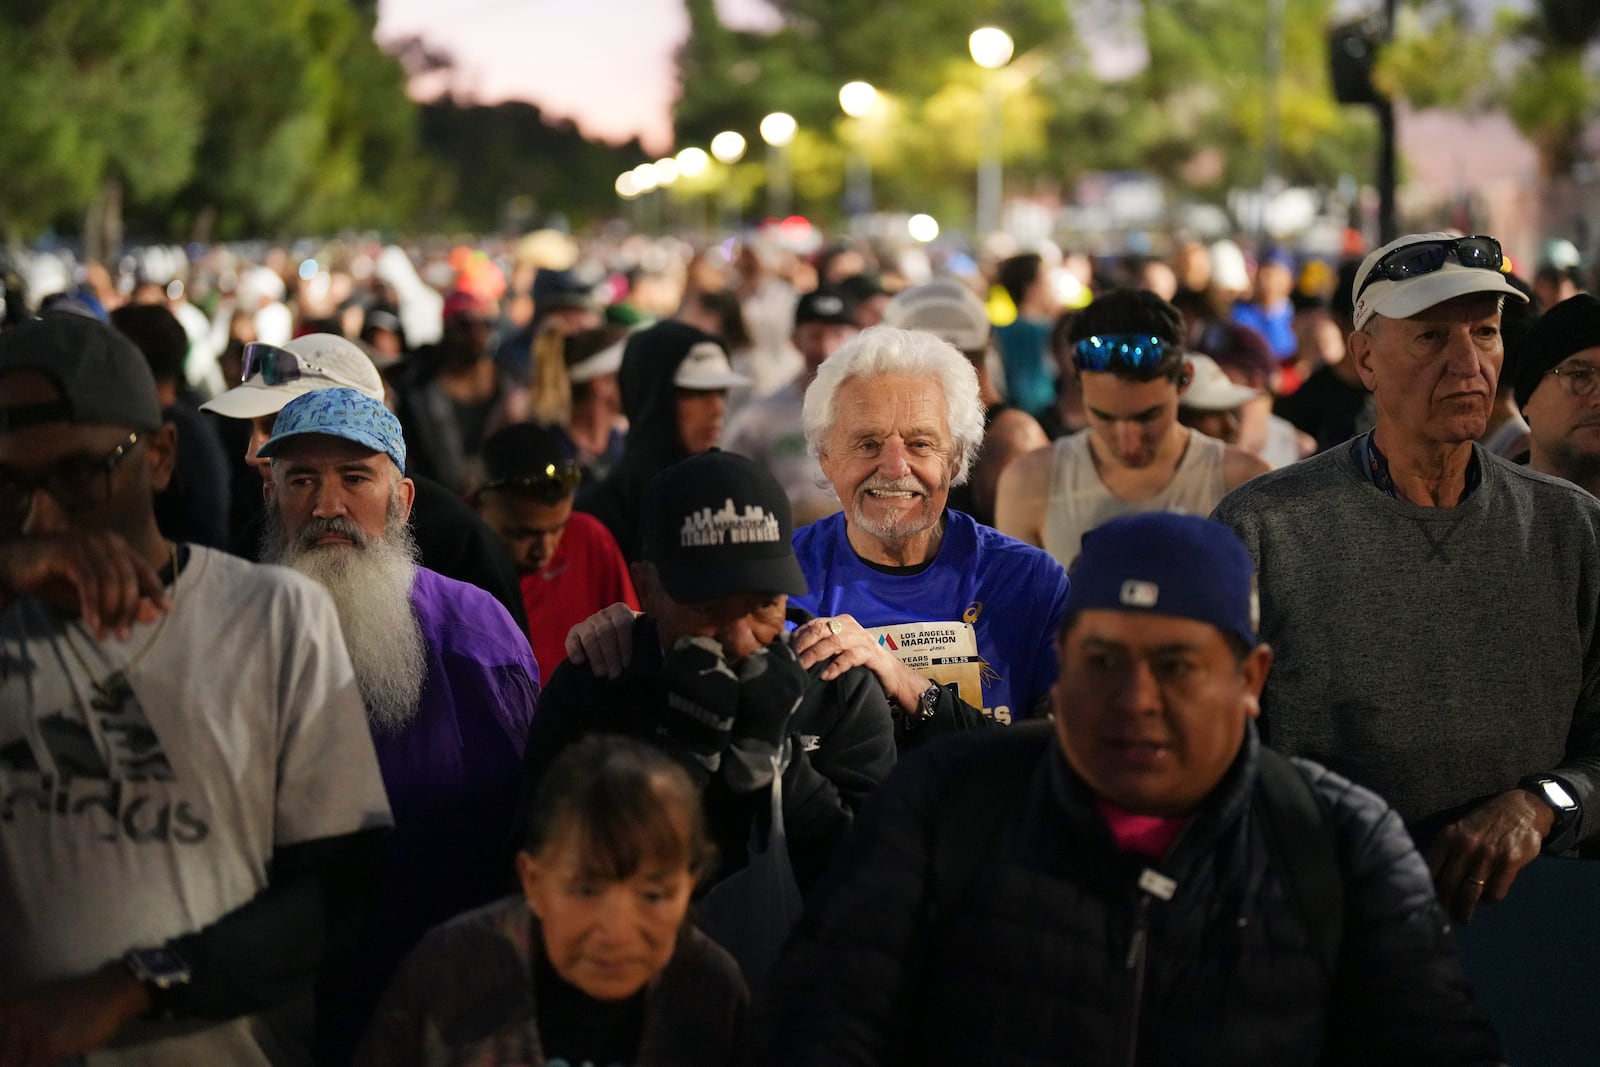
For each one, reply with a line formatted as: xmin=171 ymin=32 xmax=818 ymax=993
xmin=859 ymin=475 xmax=929 ymax=496
xmin=296 ymin=515 xmax=371 ymax=551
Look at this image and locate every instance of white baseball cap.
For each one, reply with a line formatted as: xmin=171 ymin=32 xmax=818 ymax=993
xmin=568 ymin=339 xmax=624 ymax=384
xmin=673 ymin=340 xmax=750 ymax=391
xmin=1352 ymin=232 xmax=1526 ymax=331
xmin=200 ymin=333 xmax=386 ymax=419
xmin=1180 ymin=354 xmax=1260 ymax=412
xmin=880 ymin=278 xmax=991 ymax=352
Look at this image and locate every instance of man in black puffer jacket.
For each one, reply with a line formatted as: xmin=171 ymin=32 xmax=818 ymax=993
xmin=769 ymin=512 xmax=1501 ymax=1066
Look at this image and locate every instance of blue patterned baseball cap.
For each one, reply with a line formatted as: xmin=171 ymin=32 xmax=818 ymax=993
xmin=256 ymin=386 xmax=406 ymax=471
xmin=1063 ymin=512 xmax=1258 ymax=648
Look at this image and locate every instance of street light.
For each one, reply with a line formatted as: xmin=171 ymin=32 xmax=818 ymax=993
xmin=710 ymin=132 xmax=748 ymax=232
xmin=968 ymin=27 xmax=1015 ymax=69
xmin=969 ymin=26 xmax=1014 ymax=237
xmin=838 ymin=81 xmax=878 ymax=119
xmin=710 ymin=131 xmax=747 ymax=165
xmin=908 ymin=214 xmax=940 ymax=243
xmin=676 ymin=147 xmax=710 ymax=178
xmin=631 ymin=163 xmax=660 ymax=192
xmin=760 ymin=112 xmax=798 ymax=218
xmin=838 ymin=81 xmax=879 ymax=218
xmin=673 ymin=148 xmax=712 ymax=233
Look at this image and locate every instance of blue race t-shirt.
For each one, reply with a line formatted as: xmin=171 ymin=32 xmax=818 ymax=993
xmin=792 ymin=509 xmax=1069 ymax=724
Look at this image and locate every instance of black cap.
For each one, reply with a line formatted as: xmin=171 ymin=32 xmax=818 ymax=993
xmin=0 ymin=313 xmax=163 ymax=433
xmin=641 ymin=450 xmax=808 ymax=602
xmin=479 ymin=422 xmax=581 ymax=499
xmin=1511 ymin=293 xmax=1600 ymax=409
xmin=794 ymin=287 xmax=857 ymax=328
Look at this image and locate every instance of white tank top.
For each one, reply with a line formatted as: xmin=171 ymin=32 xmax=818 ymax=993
xmin=1041 ymin=428 xmax=1229 ymax=566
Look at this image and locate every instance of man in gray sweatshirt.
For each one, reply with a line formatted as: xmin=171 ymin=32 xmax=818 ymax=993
xmin=1214 ymin=232 xmax=1600 ymax=925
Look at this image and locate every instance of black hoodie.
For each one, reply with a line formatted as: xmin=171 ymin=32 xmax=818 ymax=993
xmin=576 ymin=320 xmax=726 ymax=560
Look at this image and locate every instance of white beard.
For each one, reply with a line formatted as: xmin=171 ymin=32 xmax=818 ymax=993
xmin=262 ymin=503 xmax=428 ymax=733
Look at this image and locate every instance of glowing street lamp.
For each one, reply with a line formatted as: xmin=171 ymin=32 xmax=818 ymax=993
xmin=908 ymin=213 xmax=940 ymax=243
xmin=710 ymin=130 xmax=747 ymax=164
xmin=676 ymin=147 xmax=710 ymax=178
xmin=631 ymin=163 xmax=660 ymax=193
xmin=759 ymin=112 xmax=797 ymax=148
xmin=838 ymin=81 xmax=879 ymax=217
xmin=838 ymin=81 xmax=878 ymax=119
xmin=968 ymin=26 xmax=1015 ymax=69
xmin=969 ymin=26 xmax=1014 ymax=236
xmin=760 ymin=112 xmax=798 ymax=217
xmin=709 ymin=132 xmax=748 ymax=232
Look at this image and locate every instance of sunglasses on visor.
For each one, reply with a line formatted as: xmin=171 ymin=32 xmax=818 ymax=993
xmin=241 ymin=342 xmax=326 ymax=387
xmin=1073 ymin=334 xmax=1169 ymax=372
xmin=478 ymin=462 xmax=584 ymax=498
xmin=1354 ymin=236 xmax=1504 ymax=303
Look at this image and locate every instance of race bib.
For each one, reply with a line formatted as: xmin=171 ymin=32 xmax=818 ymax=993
xmin=865 ymin=621 xmax=1011 ymax=724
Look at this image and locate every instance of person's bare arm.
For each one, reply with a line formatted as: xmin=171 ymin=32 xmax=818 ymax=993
xmin=992 ymin=443 xmax=1052 ymax=548
xmin=0 ymin=532 xmax=170 ymax=640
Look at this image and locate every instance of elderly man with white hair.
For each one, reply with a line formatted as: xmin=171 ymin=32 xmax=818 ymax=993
xmin=569 ymin=326 xmax=1067 ymax=740
xmin=783 ymin=326 xmax=1069 ymax=734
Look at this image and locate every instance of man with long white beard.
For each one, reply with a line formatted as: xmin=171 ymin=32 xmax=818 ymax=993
xmin=257 ymin=386 xmax=540 ymax=1062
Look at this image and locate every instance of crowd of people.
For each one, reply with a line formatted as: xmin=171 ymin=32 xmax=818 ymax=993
xmin=2 ymin=222 xmax=1598 ymax=1065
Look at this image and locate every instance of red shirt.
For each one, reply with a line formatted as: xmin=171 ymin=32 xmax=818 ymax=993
xmin=520 ymin=511 xmax=639 ymax=679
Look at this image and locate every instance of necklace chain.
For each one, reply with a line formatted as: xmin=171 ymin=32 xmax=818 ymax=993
xmin=59 ymin=543 xmax=179 ymax=702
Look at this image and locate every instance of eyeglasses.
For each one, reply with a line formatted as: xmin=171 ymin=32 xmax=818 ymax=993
xmin=1545 ymin=364 xmax=1600 ymax=399
xmin=1073 ymin=334 xmax=1169 ymax=372
xmin=1354 ymin=236 xmax=1504 ymax=303
xmin=241 ymin=342 xmax=325 ymax=387
xmin=477 ymin=461 xmax=584 ymax=499
xmin=0 ymin=432 xmax=141 ymax=536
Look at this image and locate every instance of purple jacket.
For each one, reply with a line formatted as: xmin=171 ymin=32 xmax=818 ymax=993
xmin=324 ymin=566 xmax=540 ymax=1058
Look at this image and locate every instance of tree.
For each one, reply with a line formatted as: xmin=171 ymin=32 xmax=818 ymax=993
xmin=165 ymin=0 xmax=426 ymax=239
xmin=0 ymin=0 xmax=201 ymax=250
xmin=1377 ymin=0 xmax=1600 ymax=178
xmin=1128 ymin=0 xmax=1374 ymax=209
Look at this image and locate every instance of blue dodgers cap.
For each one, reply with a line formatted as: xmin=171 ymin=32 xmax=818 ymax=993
xmin=1063 ymin=513 xmax=1258 ymax=648
xmin=256 ymin=386 xmax=407 ymax=471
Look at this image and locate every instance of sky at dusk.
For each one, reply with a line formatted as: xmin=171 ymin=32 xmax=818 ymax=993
xmin=376 ymin=0 xmax=779 ymax=153
xmin=375 ymin=0 xmax=1540 ymax=209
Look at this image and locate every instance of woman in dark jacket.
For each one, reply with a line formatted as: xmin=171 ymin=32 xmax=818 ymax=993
xmin=356 ymin=736 xmax=751 ymax=1067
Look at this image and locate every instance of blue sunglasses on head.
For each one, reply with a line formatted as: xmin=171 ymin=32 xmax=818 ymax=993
xmin=1073 ymin=333 xmax=1168 ymax=372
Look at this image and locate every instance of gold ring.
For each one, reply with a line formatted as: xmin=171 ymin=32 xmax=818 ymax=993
xmin=1470 ymin=878 xmax=1487 ymax=887
xmin=828 ymin=619 xmax=844 ymax=635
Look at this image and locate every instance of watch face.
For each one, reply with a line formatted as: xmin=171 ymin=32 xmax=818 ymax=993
xmin=131 ymin=948 xmax=189 ymax=983
xmin=1542 ymin=779 xmax=1577 ymax=810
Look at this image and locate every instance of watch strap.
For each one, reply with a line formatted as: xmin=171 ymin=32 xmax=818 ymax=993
xmin=1518 ymin=774 xmax=1581 ymax=853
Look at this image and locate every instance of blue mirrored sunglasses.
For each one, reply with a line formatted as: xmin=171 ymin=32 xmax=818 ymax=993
xmin=1073 ymin=333 xmax=1168 ymax=372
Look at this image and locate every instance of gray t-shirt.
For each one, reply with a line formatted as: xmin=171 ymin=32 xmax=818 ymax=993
xmin=1213 ymin=441 xmax=1600 ymax=839
xmin=0 ymin=546 xmax=392 ymax=1064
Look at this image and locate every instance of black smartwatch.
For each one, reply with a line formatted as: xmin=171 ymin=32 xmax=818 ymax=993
xmin=1518 ymin=774 xmax=1581 ymax=854
xmin=124 ymin=945 xmax=191 ymax=1017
